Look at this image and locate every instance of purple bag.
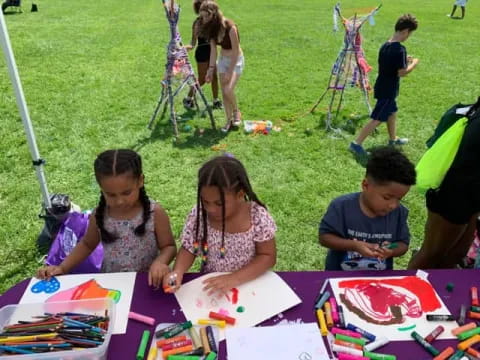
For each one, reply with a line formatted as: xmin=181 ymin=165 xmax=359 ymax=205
xmin=45 ymin=212 xmax=104 ymax=274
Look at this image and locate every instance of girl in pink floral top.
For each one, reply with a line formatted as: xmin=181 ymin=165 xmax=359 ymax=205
xmin=164 ymin=155 xmax=277 ymax=296
xmin=37 ymin=150 xmax=177 ymax=289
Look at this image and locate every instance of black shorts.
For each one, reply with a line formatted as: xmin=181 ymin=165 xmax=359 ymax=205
xmin=371 ymin=98 xmax=398 ymax=122
xmin=426 ymin=180 xmax=480 ymax=224
xmin=195 ymin=43 xmax=210 ymax=63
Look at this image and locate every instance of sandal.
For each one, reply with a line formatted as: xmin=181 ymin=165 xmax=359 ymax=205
xmin=221 ymin=119 xmax=233 ymax=133
xmin=233 ymin=110 xmax=242 ymax=126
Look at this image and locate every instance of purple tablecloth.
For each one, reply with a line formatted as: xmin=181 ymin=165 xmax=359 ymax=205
xmin=1 ymin=269 xmax=478 ymax=359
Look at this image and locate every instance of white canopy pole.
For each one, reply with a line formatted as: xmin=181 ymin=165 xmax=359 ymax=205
xmin=0 ymin=11 xmax=51 ymax=209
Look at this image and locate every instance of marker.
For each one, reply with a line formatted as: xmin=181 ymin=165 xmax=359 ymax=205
xmin=197 ymin=319 xmax=226 ymax=328
xmin=199 ymin=326 xmax=211 ymax=355
xmin=458 ymin=334 xmax=480 ymax=351
xmin=324 ymin=301 xmax=334 ymax=329
xmin=176 ymin=348 xmax=204 ymax=356
xmin=162 ymin=345 xmax=194 ymax=359
xmin=337 ymin=353 xmax=369 ymax=360
xmin=164 ymin=321 xmax=193 ymax=339
xmin=452 ymin=322 xmax=476 ymax=336
xmin=449 ymin=350 xmax=465 ymax=360
xmin=338 ymin=306 xmax=346 ymax=328
xmin=0 ymin=345 xmax=35 ymax=354
xmin=331 ymin=327 xmax=362 ymax=338
xmin=411 ymin=331 xmax=440 ymax=356
xmin=330 ymin=297 xmax=339 ymax=324
xmin=334 ymin=339 xmax=363 ymax=350
xmin=335 ymin=334 xmax=367 ymax=346
xmin=162 ymin=339 xmax=193 ymax=351
xmin=331 ymin=344 xmax=363 ymax=356
xmin=136 ymin=330 xmax=151 ymax=360
xmin=166 ymin=356 xmax=201 ymax=360
xmin=205 ymin=351 xmax=217 ymax=360
xmin=364 ymin=337 xmax=389 ymax=352
xmin=315 ymin=291 xmax=331 ymax=310
xmin=188 ymin=327 xmax=202 ymax=349
xmin=155 ymin=323 xmax=179 ymax=338
xmin=209 ymin=311 xmax=236 ymax=325
xmin=205 ymin=326 xmax=217 ymax=354
xmin=363 ymin=351 xmax=396 ymax=359
xmin=316 ymin=309 xmax=328 ymax=336
xmin=425 ymin=325 xmax=444 ymax=343
xmin=457 ymin=327 xmax=480 ymax=341
xmin=157 ymin=335 xmax=187 ymax=348
xmin=433 ymin=346 xmax=454 ymax=360
xmin=346 ymin=323 xmax=376 ymax=342
xmin=459 ymin=305 xmax=467 ymax=325
xmin=426 ymin=314 xmax=454 ymax=321
xmin=466 ymin=347 xmax=480 ymax=358
xmin=468 ymin=311 xmax=480 ymax=320
xmin=471 ymin=287 xmax=479 ymax=306
xmin=147 ymin=345 xmax=158 ymax=360
xmin=129 ymin=311 xmax=155 ymax=326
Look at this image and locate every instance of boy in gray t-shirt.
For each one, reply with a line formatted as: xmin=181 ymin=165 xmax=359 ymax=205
xmin=319 ymin=147 xmax=416 ymax=271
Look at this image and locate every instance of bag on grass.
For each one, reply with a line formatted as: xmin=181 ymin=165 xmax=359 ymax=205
xmin=45 ymin=211 xmax=104 ymax=273
xmin=416 ymin=117 xmax=468 ymax=193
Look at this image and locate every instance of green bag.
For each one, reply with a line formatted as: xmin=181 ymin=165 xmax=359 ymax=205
xmin=416 ymin=117 xmax=468 ymax=193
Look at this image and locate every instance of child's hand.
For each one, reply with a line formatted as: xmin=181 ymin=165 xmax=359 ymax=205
xmin=352 ymin=239 xmax=381 ymax=258
xmin=36 ymin=265 xmax=64 ymax=280
xmin=376 ymin=246 xmax=394 ymax=260
xmin=202 ymin=274 xmax=238 ymax=297
xmin=148 ymin=260 xmax=170 ymax=290
xmin=162 ymin=271 xmax=183 ymax=294
xmin=184 ymin=44 xmax=193 ymax=51
xmin=205 ymin=68 xmax=214 ymax=83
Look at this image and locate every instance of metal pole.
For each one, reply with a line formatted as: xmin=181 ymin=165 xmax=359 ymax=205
xmin=0 ymin=11 xmax=51 ymax=209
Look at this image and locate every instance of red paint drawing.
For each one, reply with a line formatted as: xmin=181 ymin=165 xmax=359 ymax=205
xmin=224 ymin=288 xmax=239 ymax=304
xmin=338 ymin=276 xmax=441 ymax=325
xmin=46 ymin=279 xmax=121 ymax=304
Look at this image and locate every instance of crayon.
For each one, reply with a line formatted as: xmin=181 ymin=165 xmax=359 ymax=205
xmin=457 ymin=334 xmax=480 ymax=351
xmin=157 ymin=335 xmax=187 ymax=348
xmin=315 ymin=291 xmax=331 ymax=310
xmin=129 ymin=311 xmax=155 ymax=326
xmin=324 ymin=301 xmax=334 ymax=329
xmin=457 ymin=327 xmax=480 ymax=341
xmin=338 ymin=306 xmax=346 ymax=328
xmin=337 ymin=354 xmax=369 ymax=360
xmin=136 ymin=330 xmax=150 ymax=360
xmin=433 ymin=346 xmax=454 ymax=360
xmin=206 ymin=326 xmax=217 ymax=354
xmin=163 ymin=273 xmax=178 ymax=293
xmin=364 ymin=337 xmax=389 ymax=352
xmin=177 ymin=348 xmax=205 ymax=356
xmin=411 ymin=331 xmax=440 ymax=356
xmin=161 ymin=339 xmax=193 ymax=351
xmin=166 ymin=356 xmax=201 ymax=360
xmin=164 ymin=321 xmax=193 ymax=339
xmin=188 ymin=327 xmax=202 ymax=349
xmin=199 ymin=327 xmax=211 ymax=355
xmin=472 ymin=287 xmax=479 ymax=306
xmin=330 ymin=297 xmax=339 ymax=324
xmin=459 ymin=305 xmax=467 ymax=325
xmin=425 ymin=325 xmax=444 ymax=343
xmin=466 ymin=347 xmax=480 ymax=358
xmin=363 ymin=351 xmax=396 ymax=360
xmin=335 ymin=334 xmax=367 ymax=346
xmin=316 ymin=309 xmax=328 ymax=336
xmin=386 ymin=242 xmax=399 ymax=249
xmin=470 ymin=306 xmax=480 ymax=313
xmin=334 ymin=339 xmax=363 ymax=350
xmin=452 ymin=322 xmax=476 ymax=336
xmin=0 ymin=345 xmax=35 ymax=354
xmin=208 ymin=311 xmax=236 ymax=325
xmin=426 ymin=314 xmax=454 ymax=321
xmin=331 ymin=327 xmax=362 ymax=338
xmin=155 ymin=323 xmax=180 ymax=338
xmin=331 ymin=343 xmax=363 ymax=356
xmin=449 ymin=350 xmax=465 ymax=360
xmin=468 ymin=311 xmax=480 ymax=320
xmin=162 ymin=345 xmax=194 ymax=359
xmin=346 ymin=323 xmax=376 ymax=342
xmin=147 ymin=345 xmax=158 ymax=360
xmin=197 ymin=319 xmax=226 ymax=328
xmin=205 ymin=352 xmax=217 ymax=360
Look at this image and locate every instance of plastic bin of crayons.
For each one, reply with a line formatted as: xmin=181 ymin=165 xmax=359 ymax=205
xmin=0 ymin=298 xmax=115 ymax=359
xmin=149 ymin=323 xmax=220 ymax=360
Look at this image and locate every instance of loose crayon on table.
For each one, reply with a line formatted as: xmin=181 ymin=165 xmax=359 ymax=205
xmin=449 ymin=350 xmax=465 ymax=360
xmin=426 ymin=314 xmax=454 ymax=321
xmin=167 ymin=356 xmax=201 ymax=360
xmin=411 ymin=331 xmax=440 ymax=356
xmin=364 ymin=337 xmax=389 ymax=352
xmin=457 ymin=326 xmax=480 ymax=341
xmin=199 ymin=326 xmax=211 ymax=355
xmin=208 ymin=311 xmax=236 ymax=325
xmin=335 ymin=334 xmax=367 ymax=346
xmin=197 ymin=319 xmax=225 ymax=328
xmin=331 ymin=343 xmax=364 ymax=356
xmin=157 ymin=335 xmax=187 ymax=348
xmin=346 ymin=323 xmax=376 ymax=342
xmin=337 ymin=353 xmax=369 ymax=360
xmin=329 ymin=297 xmax=339 ymax=324
xmin=446 ymin=282 xmax=455 ymax=292
xmin=188 ymin=327 xmax=202 ymax=349
xmin=468 ymin=311 xmax=480 ymax=320
xmin=324 ymin=301 xmax=334 ymax=329
xmin=177 ymin=348 xmax=204 ymax=356
xmin=164 ymin=321 xmax=193 ymax=339
xmin=471 ymin=287 xmax=479 ymax=306
xmin=147 ymin=344 xmax=158 ymax=360
xmin=459 ymin=305 xmax=467 ymax=325
xmin=205 ymin=326 xmax=217 ymax=354
xmin=136 ymin=330 xmax=150 ymax=360
xmin=470 ymin=306 xmax=480 ymax=313
xmin=162 ymin=345 xmax=194 ymax=359
xmin=205 ymin=351 xmax=217 ymax=360
xmin=129 ymin=311 xmax=155 ymax=326
xmin=363 ymin=351 xmax=396 ymax=360
xmin=331 ymin=327 xmax=362 ymax=338
xmin=466 ymin=347 xmax=480 ymax=358
xmin=337 ymin=306 xmax=346 ymax=328
xmin=425 ymin=325 xmax=444 ymax=343
xmin=452 ymin=322 xmax=476 ymax=336
xmin=315 ymin=291 xmax=331 ymax=310
xmin=316 ymin=309 xmax=328 ymax=336
xmin=458 ymin=334 xmax=480 ymax=350
xmin=433 ymin=346 xmax=454 ymax=360
xmin=155 ymin=324 xmax=180 ymax=338
xmin=162 ymin=339 xmax=193 ymax=351
xmin=334 ymin=339 xmax=363 ymax=350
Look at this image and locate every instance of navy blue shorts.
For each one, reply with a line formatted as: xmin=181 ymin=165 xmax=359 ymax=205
xmin=371 ymin=98 xmax=398 ymax=122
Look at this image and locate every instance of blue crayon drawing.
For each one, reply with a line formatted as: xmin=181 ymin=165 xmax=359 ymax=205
xmin=31 ymin=277 xmax=60 ymax=294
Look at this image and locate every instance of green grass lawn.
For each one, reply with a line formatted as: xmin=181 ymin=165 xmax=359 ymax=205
xmin=1 ymin=0 xmax=479 ymax=294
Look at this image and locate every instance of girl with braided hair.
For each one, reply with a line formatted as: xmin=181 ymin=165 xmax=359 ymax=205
xmin=164 ymin=155 xmax=276 ymax=296
xmin=37 ymin=149 xmax=176 ymax=289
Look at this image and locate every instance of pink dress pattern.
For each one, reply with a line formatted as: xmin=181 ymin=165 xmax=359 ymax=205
xmin=181 ymin=202 xmax=276 ymax=272
xmin=101 ymin=201 xmax=158 ymax=273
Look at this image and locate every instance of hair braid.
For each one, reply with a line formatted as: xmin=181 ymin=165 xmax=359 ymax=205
xmin=134 ymin=186 xmax=151 ymax=236
xmin=96 ymin=193 xmax=116 ymax=243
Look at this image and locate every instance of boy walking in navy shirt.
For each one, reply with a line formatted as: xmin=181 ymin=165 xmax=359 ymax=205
xmin=350 ymin=14 xmax=419 ymax=156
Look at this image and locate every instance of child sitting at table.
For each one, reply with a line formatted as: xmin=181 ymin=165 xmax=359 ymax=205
xmin=319 ymin=147 xmax=416 ymax=271
xmin=37 ymin=149 xmax=177 ymax=289
xmin=163 ymin=155 xmax=277 ymax=296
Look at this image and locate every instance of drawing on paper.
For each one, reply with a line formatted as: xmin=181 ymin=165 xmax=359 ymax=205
xmin=46 ymin=279 xmax=121 ymax=303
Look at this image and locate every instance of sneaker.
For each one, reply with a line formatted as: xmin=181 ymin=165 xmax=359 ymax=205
xmin=212 ymin=99 xmax=223 ymax=109
xmin=349 ymin=142 xmax=367 ymax=156
xmin=233 ymin=110 xmax=242 ymax=126
xmin=221 ymin=120 xmax=233 ymax=133
xmin=182 ymin=97 xmax=195 ymax=110
xmin=388 ymin=137 xmax=409 ymax=146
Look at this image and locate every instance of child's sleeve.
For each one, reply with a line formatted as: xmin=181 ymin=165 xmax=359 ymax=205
xmin=397 ymin=45 xmax=408 ymax=70
xmin=319 ymin=199 xmax=346 ymax=238
xmin=180 ymin=207 xmax=201 ymax=254
xmin=253 ymin=206 xmax=277 ymax=242
xmin=396 ymin=206 xmax=410 ymax=244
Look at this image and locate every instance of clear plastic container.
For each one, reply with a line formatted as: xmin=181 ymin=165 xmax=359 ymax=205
xmin=0 ymin=298 xmax=115 ymax=359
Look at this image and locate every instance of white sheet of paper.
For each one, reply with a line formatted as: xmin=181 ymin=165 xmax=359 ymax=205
xmin=175 ymin=271 xmax=302 ymax=340
xmin=330 ymin=276 xmax=457 ymax=341
xmin=226 ymin=323 xmax=331 ymax=360
xmin=18 ymin=272 xmax=136 ymax=334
